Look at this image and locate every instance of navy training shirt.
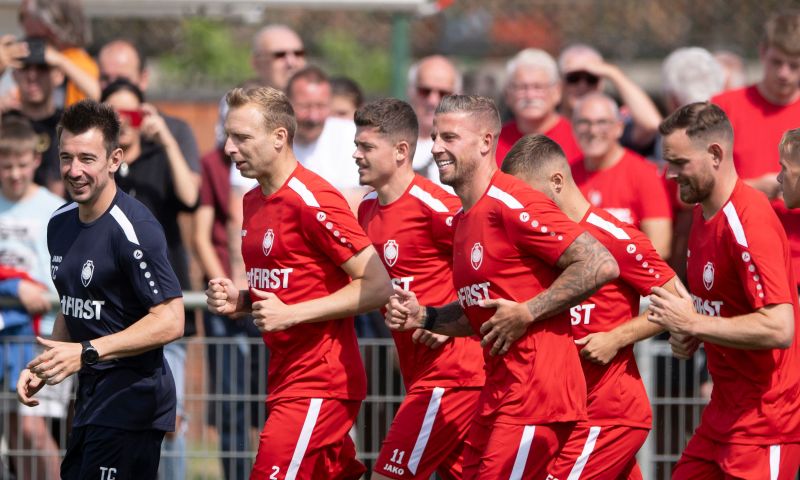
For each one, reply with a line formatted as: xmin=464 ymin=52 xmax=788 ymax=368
xmin=48 ymin=188 xmax=182 ymax=431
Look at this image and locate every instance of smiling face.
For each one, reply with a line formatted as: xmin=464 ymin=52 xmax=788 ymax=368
xmin=663 ymin=128 xmax=717 ymax=204
xmin=779 ymin=149 xmax=800 ymax=209
xmin=431 ymin=111 xmax=487 ymax=188
xmin=505 ymin=66 xmax=561 ymax=123
xmin=572 ymin=95 xmax=623 ymax=160
xmin=59 ymin=128 xmax=121 ymax=205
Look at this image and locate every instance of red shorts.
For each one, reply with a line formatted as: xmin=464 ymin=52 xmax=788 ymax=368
xmin=373 ymin=387 xmax=480 ymax=480
xmin=250 ymin=397 xmax=366 ymax=480
xmin=546 ymin=423 xmax=648 ymax=480
xmin=462 ymin=421 xmax=573 ymax=480
xmin=673 ymin=433 xmax=800 ymax=480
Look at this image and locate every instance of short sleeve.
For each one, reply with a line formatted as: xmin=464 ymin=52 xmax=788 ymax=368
xmin=726 ymin=209 xmax=794 ymax=310
xmin=615 ymin=229 xmax=675 ymax=295
xmin=502 ymin=191 xmax=585 ymax=266
xmin=303 ymin=190 xmax=372 ymax=266
xmin=430 ymin=195 xmax=461 ymax=254
xmin=118 ymin=218 xmax=183 ymax=308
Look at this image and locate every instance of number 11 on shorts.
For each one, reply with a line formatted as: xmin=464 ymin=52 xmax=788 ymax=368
xmin=390 ymin=449 xmax=406 ymax=464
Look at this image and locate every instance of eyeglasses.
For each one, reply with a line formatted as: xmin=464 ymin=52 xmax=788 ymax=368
xmin=564 ymin=71 xmax=600 ymax=86
xmin=574 ymin=118 xmax=615 ymax=131
xmin=508 ymin=82 xmax=555 ymax=93
xmin=416 ymin=86 xmax=453 ymax=98
xmin=269 ymin=49 xmax=305 ymax=60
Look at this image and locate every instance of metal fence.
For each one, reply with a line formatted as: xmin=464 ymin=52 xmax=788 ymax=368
xmin=0 ymin=331 xmax=713 ymax=480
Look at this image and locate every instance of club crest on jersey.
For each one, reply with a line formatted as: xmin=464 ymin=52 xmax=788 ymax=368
xmin=471 ymin=242 xmax=484 ymax=270
xmin=383 ymin=240 xmax=399 ymax=267
xmin=703 ymin=261 xmax=715 ymax=290
xmin=81 ymin=260 xmax=94 ymax=287
xmin=262 ymin=229 xmax=275 ymax=256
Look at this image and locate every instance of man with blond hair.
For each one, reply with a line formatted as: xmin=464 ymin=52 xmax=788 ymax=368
xmin=779 ymin=128 xmax=800 ymax=209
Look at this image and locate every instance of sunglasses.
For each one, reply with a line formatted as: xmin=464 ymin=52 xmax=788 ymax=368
xmin=416 ymin=86 xmax=453 ymax=98
xmin=270 ymin=49 xmax=305 ymax=59
xmin=564 ymin=71 xmax=600 ymax=86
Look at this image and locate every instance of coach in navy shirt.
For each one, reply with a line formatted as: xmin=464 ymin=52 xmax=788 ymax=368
xmin=16 ymin=100 xmax=184 ymax=479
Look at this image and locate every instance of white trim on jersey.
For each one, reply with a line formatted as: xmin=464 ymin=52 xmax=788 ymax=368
xmin=288 ymin=177 xmax=321 ymax=207
xmin=488 ymin=186 xmax=524 ymax=209
xmin=285 ymin=398 xmax=323 ymax=480
xmin=50 ymin=202 xmax=78 ymax=218
xmin=770 ymin=444 xmax=780 ymax=480
xmin=407 ymin=387 xmax=445 ymax=474
xmin=109 ymin=206 xmax=141 ymax=245
xmin=567 ymin=426 xmax=602 ymax=480
xmin=409 ymin=185 xmax=449 ymax=213
xmin=722 ymin=202 xmax=749 ymax=248
xmin=586 ymin=212 xmax=631 ymax=240
xmin=362 ymin=191 xmax=378 ymax=201
xmin=509 ymin=425 xmax=536 ymax=480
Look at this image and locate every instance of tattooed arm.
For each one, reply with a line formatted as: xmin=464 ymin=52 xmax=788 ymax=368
xmin=385 ymin=286 xmax=475 ymax=337
xmin=479 ymin=232 xmax=619 ymax=355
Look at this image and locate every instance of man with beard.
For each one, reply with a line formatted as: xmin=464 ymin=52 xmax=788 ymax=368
xmin=496 ymin=49 xmax=582 ymax=165
xmin=649 ymin=102 xmax=800 ymax=479
xmin=386 ymin=95 xmax=619 ymax=478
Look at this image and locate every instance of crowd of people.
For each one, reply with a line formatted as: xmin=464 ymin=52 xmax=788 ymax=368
xmin=0 ymin=0 xmax=799 ymax=478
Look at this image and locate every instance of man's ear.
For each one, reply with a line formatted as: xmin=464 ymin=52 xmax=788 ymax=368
xmin=708 ymin=142 xmax=724 ymax=168
xmin=551 ymin=171 xmax=564 ymax=193
xmin=480 ymin=132 xmax=494 ymax=156
xmin=396 ymin=140 xmax=411 ymax=164
xmin=108 ymin=147 xmax=124 ymax=173
xmin=273 ymin=127 xmax=289 ymax=149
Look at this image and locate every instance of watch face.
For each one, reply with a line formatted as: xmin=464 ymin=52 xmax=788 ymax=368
xmin=82 ymin=347 xmax=99 ymax=365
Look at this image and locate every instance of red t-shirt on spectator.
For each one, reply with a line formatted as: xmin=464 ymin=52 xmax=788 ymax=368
xmin=496 ymin=117 xmax=582 ymax=166
xmin=571 ymin=149 xmax=672 ymax=228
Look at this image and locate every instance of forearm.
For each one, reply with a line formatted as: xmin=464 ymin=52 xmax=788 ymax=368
xmin=50 ymin=313 xmax=71 ymax=342
xmin=690 ymin=306 xmax=793 ymax=349
xmin=291 ymin=277 xmax=391 ymax=324
xmin=425 ymin=301 xmax=474 ymax=337
xmin=640 ymin=219 xmax=672 ymax=259
xmin=92 ymin=298 xmax=184 ymax=361
xmin=606 ymin=66 xmax=661 ymax=145
xmin=610 ymin=313 xmax=664 ymax=348
xmin=164 ymin=138 xmax=200 ymax=206
xmin=54 ymin=56 xmax=100 ymax=100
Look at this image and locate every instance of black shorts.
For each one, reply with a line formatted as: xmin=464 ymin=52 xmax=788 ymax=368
xmin=61 ymin=425 xmax=166 ymax=480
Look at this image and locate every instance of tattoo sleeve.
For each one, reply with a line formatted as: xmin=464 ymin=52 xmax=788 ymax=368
xmin=526 ymin=231 xmax=619 ymax=322
xmin=427 ymin=301 xmax=476 ymax=337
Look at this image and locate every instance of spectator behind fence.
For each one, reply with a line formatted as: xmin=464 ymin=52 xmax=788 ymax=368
xmin=216 ymin=24 xmax=306 ymax=148
xmin=287 ymin=66 xmax=365 ymax=210
xmin=207 ymin=85 xmax=392 ymax=479
xmin=330 ymin=76 xmax=364 ymax=121
xmin=407 ymin=55 xmax=462 ymax=187
xmin=558 ymin=44 xmax=662 ymax=154
xmin=712 ymin=9 xmax=800 ymax=295
xmin=497 ymin=48 xmax=581 ymax=165
xmin=3 ymin=51 xmax=64 ymax=198
xmin=569 ymin=92 xmax=672 ymax=258
xmin=0 ymin=116 xmax=65 ymax=479
xmin=17 ymin=0 xmax=99 ymax=106
xmin=193 ymin=145 xmax=267 ymax=480
xmin=101 ymin=79 xmax=200 ymax=480
xmin=17 ymin=99 xmax=184 ymax=480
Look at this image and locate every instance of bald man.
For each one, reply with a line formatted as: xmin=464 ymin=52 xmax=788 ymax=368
xmin=407 ymin=55 xmax=461 ymax=187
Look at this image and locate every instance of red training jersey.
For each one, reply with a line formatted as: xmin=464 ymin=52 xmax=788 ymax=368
xmin=713 ymin=86 xmax=800 ymax=285
xmin=451 ymin=170 xmax=587 ymax=425
xmin=496 ymin=117 xmax=582 ymax=167
xmin=574 ymin=207 xmax=675 ymax=428
xmin=687 ymin=180 xmax=800 ymax=444
xmin=358 ymin=175 xmax=485 ymax=393
xmin=241 ymin=163 xmax=370 ymax=401
xmin=571 ymin=149 xmax=673 ymax=227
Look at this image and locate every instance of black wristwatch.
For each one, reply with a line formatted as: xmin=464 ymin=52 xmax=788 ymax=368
xmin=423 ymin=306 xmax=438 ymax=331
xmin=81 ymin=341 xmax=99 ymax=366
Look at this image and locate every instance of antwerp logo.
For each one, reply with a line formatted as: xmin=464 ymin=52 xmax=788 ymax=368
xmin=383 ymin=240 xmax=399 ymax=267
xmin=703 ymin=261 xmax=715 ymax=290
xmin=470 ymin=242 xmax=483 ymax=270
xmin=81 ymin=260 xmax=94 ymax=287
xmin=262 ymin=229 xmax=275 ymax=256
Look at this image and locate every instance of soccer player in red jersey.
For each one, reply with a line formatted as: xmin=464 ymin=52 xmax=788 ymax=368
xmin=205 ymin=86 xmax=393 ymax=480
xmin=386 ymin=95 xmax=619 ymax=479
xmin=649 ymin=102 xmax=800 ymax=479
xmin=502 ymin=134 xmax=679 ymax=479
xmin=354 ymin=98 xmax=485 ymax=480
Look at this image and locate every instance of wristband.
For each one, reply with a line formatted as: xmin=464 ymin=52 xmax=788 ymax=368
xmin=423 ymin=306 xmax=438 ymax=330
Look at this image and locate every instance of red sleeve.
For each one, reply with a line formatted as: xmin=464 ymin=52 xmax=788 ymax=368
xmin=726 ymin=207 xmax=794 ymax=310
xmin=502 ymin=191 xmax=585 ymax=266
xmin=304 ymin=189 xmax=372 ymax=266
xmin=431 ymin=194 xmax=461 ymax=254
xmin=636 ymin=162 xmax=673 ymax=220
xmin=616 ymin=229 xmax=675 ymax=295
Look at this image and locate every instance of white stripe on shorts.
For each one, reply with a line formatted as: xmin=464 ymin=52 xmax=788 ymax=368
xmin=770 ymin=444 xmax=780 ymax=480
xmin=509 ymin=425 xmax=536 ymax=480
xmin=567 ymin=426 xmax=602 ymax=480
xmin=407 ymin=387 xmax=445 ymax=474
xmin=285 ymin=398 xmax=322 ymax=480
